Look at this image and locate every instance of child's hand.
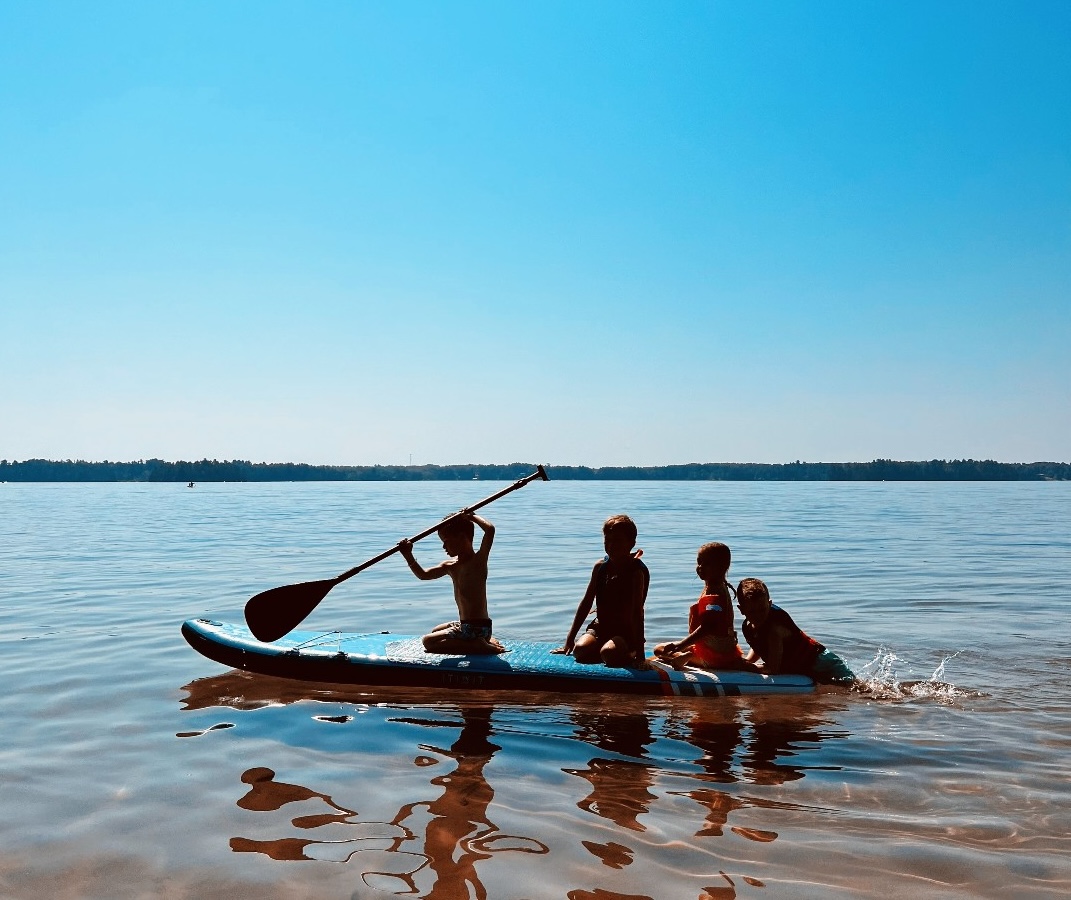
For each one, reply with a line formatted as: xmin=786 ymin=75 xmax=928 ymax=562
xmin=397 ymin=538 xmax=414 ymax=554
xmin=550 ymin=643 xmax=573 ymax=656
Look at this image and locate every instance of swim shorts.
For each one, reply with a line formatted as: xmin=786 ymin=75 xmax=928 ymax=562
xmin=811 ymin=649 xmax=856 ymax=686
xmin=443 ymin=619 xmax=493 ymax=641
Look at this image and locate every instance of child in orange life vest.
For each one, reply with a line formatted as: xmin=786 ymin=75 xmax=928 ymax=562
xmin=552 ymin=514 xmax=649 ymax=668
xmin=654 ymin=542 xmax=757 ymax=671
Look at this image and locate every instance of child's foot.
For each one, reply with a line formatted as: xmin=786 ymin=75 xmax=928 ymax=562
xmin=484 ymin=637 xmax=507 ymax=654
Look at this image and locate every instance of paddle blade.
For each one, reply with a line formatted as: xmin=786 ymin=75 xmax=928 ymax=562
xmin=244 ymin=577 xmax=338 ymax=642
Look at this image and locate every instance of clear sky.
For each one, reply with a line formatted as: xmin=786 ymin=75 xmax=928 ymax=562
xmin=2 ymin=1 xmax=1068 ymax=466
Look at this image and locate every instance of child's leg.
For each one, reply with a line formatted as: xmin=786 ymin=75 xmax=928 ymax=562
xmin=720 ymin=654 xmax=761 ymax=673
xmin=599 ymin=635 xmax=634 ymax=668
xmin=422 ymin=621 xmax=460 ymax=652
xmin=654 ymin=643 xmax=694 ymax=670
xmin=422 ymin=628 xmax=505 ymax=655
xmin=572 ymin=632 xmax=603 ymax=663
xmin=684 ymin=647 xmax=760 ymax=673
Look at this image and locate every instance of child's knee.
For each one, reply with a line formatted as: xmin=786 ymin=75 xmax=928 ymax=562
xmin=572 ymin=638 xmax=601 ymax=663
xmin=599 ymin=638 xmax=630 ymax=667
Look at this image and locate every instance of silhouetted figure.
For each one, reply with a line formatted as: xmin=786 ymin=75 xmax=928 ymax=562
xmin=554 ymin=515 xmax=649 ymax=668
xmin=399 ymin=512 xmax=505 ymax=654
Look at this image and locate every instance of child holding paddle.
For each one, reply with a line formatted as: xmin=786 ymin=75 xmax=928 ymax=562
xmin=553 ymin=514 xmax=649 ymax=668
xmin=653 ymin=542 xmax=756 ymax=672
xmin=736 ymin=577 xmax=856 ymax=686
xmin=398 ymin=511 xmax=506 ymax=655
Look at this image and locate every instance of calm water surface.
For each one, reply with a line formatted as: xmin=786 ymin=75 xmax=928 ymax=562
xmin=1 ymin=480 xmax=1068 ymax=899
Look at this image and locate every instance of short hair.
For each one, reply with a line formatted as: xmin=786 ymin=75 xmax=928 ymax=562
xmin=736 ymin=577 xmax=770 ymax=605
xmin=697 ymin=541 xmax=731 ymax=573
xmin=438 ymin=517 xmax=475 ymax=542
xmin=602 ymin=514 xmax=637 ymax=544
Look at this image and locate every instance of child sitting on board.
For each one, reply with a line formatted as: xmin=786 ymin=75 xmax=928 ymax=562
xmin=736 ymin=577 xmax=856 ymax=686
xmin=398 ymin=511 xmax=505 ymax=655
xmin=552 ymin=514 xmax=649 ymax=668
xmin=653 ymin=542 xmax=757 ymax=671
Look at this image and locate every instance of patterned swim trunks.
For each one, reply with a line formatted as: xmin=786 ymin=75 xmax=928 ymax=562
xmin=444 ymin=619 xmax=493 ymax=641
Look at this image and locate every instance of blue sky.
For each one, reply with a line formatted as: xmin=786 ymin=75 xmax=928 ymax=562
xmin=2 ymin=1 xmax=1068 ymax=466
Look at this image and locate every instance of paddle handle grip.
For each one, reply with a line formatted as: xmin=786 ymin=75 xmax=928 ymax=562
xmin=333 ymin=465 xmax=549 ymax=584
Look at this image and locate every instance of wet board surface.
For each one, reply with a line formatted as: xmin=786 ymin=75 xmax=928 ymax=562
xmin=182 ymin=618 xmax=815 ymax=697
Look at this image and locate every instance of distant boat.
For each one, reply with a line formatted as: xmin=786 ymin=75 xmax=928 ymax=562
xmin=187 ymin=482 xmax=195 ymax=488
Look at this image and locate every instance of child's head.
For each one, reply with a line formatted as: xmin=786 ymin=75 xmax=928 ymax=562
xmin=736 ymin=577 xmax=771 ymax=622
xmin=437 ymin=517 xmax=475 ymax=554
xmin=696 ymin=542 xmax=731 ymax=579
xmin=602 ymin=514 xmax=637 ymax=558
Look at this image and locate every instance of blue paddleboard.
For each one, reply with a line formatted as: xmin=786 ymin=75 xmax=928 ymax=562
xmin=182 ymin=619 xmax=814 ymax=698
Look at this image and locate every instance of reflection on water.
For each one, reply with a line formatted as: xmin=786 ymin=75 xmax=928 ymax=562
xmin=657 ymin=700 xmax=849 ymax=840
xmin=566 ymin=889 xmax=656 ymax=900
xmin=656 ymin=695 xmax=850 ymax=786
xmin=739 ymin=700 xmax=849 ymax=785
xmin=565 ymin=710 xmax=656 ymax=835
xmin=182 ymin=671 xmax=850 ymax=898
xmin=566 ymin=757 xmax=657 ymax=834
xmin=388 ymin=706 xmax=549 ymax=899
xmin=186 ymin=672 xmax=552 ymax=897
xmin=237 ymin=766 xmax=358 ymax=825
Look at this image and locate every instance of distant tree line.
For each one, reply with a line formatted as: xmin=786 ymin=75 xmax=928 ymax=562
xmin=1 ymin=458 xmax=1068 ymax=482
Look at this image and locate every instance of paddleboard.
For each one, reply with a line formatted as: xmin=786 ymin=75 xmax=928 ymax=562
xmin=182 ymin=618 xmax=814 ymax=697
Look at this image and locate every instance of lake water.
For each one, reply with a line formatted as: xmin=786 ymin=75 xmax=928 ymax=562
xmin=1 ymin=480 xmax=1068 ymax=899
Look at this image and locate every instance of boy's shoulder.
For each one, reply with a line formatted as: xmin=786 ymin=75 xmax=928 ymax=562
xmin=595 ymin=554 xmax=648 ymax=573
xmin=764 ymin=604 xmax=798 ymax=631
xmin=446 ymin=550 xmax=482 ymax=571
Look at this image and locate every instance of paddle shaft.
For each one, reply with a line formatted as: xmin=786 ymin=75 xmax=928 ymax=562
xmin=243 ymin=465 xmax=550 ymax=641
xmin=330 ymin=465 xmax=549 ymax=585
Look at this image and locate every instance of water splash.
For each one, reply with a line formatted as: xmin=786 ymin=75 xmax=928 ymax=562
xmin=854 ymin=648 xmax=977 ymax=704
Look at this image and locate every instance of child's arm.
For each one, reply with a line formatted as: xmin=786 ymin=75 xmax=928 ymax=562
xmin=658 ymin=593 xmax=717 ymax=655
xmin=468 ymin=512 xmax=495 ymax=557
xmin=552 ymin=565 xmax=598 ymax=654
xmin=397 ymin=538 xmax=449 ymax=581
xmin=658 ymin=624 xmax=704 ymax=657
xmin=753 ymin=628 xmax=787 ymax=674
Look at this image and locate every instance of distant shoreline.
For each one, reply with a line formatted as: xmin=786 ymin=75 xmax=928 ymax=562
xmin=1 ymin=458 xmax=1068 ymax=482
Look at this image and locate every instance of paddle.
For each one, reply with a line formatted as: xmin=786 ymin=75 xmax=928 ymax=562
xmin=244 ymin=465 xmax=550 ymax=641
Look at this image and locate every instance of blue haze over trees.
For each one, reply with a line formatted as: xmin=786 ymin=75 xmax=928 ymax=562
xmin=1 ymin=459 xmax=1068 ymax=482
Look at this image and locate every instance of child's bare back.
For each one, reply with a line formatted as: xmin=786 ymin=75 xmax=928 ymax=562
xmin=446 ymin=552 xmax=490 ymax=621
